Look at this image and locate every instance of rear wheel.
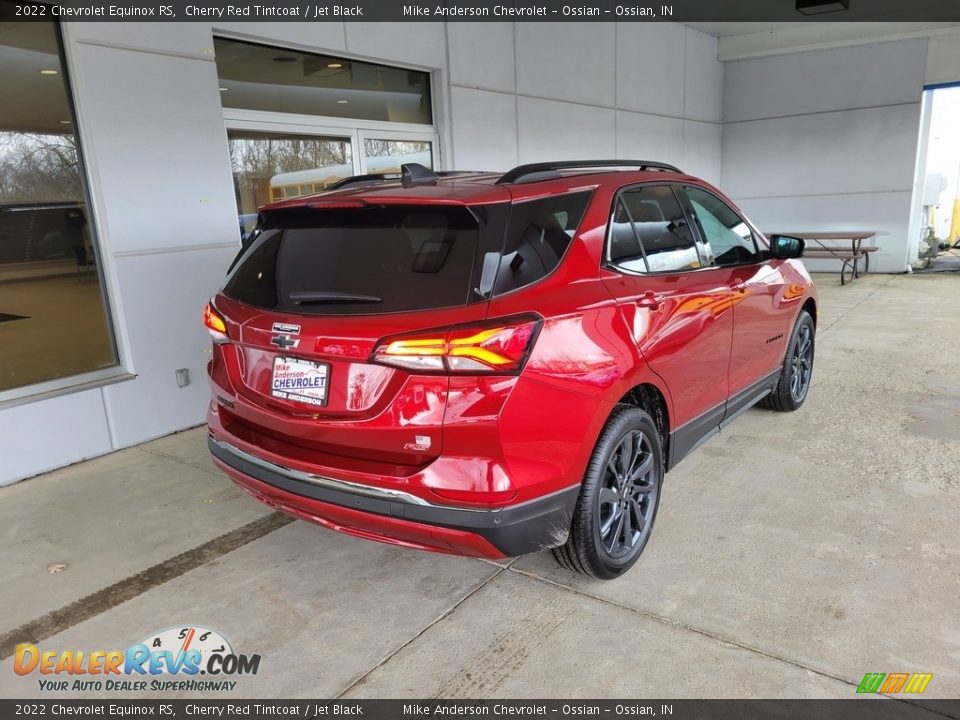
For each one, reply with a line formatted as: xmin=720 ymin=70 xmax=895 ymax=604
xmin=553 ymin=406 xmax=663 ymax=580
xmin=760 ymin=310 xmax=815 ymax=412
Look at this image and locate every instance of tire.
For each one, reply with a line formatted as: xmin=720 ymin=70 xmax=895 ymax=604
xmin=553 ymin=405 xmax=663 ymax=580
xmin=759 ymin=310 xmax=815 ymax=412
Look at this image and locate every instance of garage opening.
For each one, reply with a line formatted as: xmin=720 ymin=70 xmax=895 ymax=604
xmin=915 ymin=84 xmax=960 ymax=273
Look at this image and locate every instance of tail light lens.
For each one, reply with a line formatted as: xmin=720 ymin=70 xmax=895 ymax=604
xmin=372 ymin=316 xmax=541 ymax=374
xmin=203 ymin=302 xmax=229 ymax=344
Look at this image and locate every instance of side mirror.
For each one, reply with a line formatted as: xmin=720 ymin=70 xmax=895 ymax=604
xmin=769 ymin=234 xmax=805 ymax=259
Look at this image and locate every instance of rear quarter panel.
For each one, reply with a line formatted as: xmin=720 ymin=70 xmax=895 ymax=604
xmin=471 ymin=188 xmax=674 ymax=500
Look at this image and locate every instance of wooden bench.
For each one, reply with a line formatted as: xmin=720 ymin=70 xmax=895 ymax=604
xmin=766 ymin=232 xmax=879 ymax=285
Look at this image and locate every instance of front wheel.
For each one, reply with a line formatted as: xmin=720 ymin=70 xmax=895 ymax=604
xmin=553 ymin=406 xmax=663 ymax=580
xmin=760 ymin=310 xmax=815 ymax=412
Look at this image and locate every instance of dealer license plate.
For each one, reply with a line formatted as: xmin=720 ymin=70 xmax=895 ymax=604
xmin=270 ymin=356 xmax=329 ymax=406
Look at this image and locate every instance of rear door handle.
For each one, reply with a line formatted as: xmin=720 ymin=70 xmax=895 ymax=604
xmin=636 ymin=291 xmax=664 ymax=310
xmin=729 ymin=280 xmax=747 ymax=293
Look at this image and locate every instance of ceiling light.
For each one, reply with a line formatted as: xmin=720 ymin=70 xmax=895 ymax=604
xmin=40 ymin=69 xmax=58 ymax=75
xmin=337 ymin=100 xmax=348 ymax=104
xmin=272 ymin=56 xmax=297 ymax=63
xmin=327 ymin=62 xmax=343 ymax=69
xmin=796 ymin=0 xmax=850 ymax=15
xmin=59 ymin=120 xmax=71 ymax=125
xmin=219 ymin=87 xmax=229 ymax=92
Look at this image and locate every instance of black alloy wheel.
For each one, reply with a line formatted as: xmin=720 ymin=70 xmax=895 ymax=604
xmin=598 ymin=430 xmax=658 ymax=558
xmin=761 ymin=310 xmax=816 ymax=412
xmin=789 ymin=322 xmax=814 ymax=404
xmin=554 ymin=405 xmax=663 ymax=579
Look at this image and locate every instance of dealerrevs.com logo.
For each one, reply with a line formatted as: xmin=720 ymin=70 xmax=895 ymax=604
xmin=14 ymin=626 xmax=260 ymax=693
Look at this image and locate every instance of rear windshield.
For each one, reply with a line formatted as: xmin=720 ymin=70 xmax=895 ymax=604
xmin=224 ymin=205 xmax=480 ymax=315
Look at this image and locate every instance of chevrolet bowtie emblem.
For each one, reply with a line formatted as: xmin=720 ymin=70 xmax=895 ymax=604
xmin=270 ymin=334 xmax=299 ymax=350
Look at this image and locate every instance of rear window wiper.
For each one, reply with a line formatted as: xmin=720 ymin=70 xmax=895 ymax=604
xmin=289 ymin=291 xmax=383 ymax=305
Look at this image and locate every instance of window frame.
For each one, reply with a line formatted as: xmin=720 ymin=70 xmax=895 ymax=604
xmin=677 ymin=184 xmax=768 ymax=269
xmin=223 ymin=114 xmax=439 ymax=180
xmin=215 ymin=33 xmax=442 ymax=186
xmin=603 ymin=181 xmax=710 ymax=277
xmin=0 ymin=14 xmax=129 ymax=408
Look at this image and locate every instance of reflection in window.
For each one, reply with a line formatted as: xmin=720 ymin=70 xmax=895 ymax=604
xmin=214 ymin=38 xmax=432 ymax=125
xmin=0 ymin=6 xmax=116 ymax=392
xmin=610 ymin=186 xmax=700 ymax=273
xmin=228 ymin=131 xmax=353 ymax=239
xmin=363 ymin=139 xmax=432 ymax=174
xmin=685 ymin=186 xmax=760 ymax=267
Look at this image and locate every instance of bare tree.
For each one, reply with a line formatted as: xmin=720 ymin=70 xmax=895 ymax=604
xmin=0 ymin=132 xmax=81 ymax=204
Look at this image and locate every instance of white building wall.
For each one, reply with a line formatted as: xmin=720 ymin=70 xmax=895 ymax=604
xmin=0 ymin=21 xmax=723 ymax=485
xmin=720 ymin=39 xmax=929 ymax=273
xmin=926 ymin=30 xmax=960 ymax=86
xmin=447 ymin=23 xmax=723 ymax=182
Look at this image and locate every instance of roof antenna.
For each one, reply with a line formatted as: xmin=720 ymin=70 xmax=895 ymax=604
xmin=401 ymin=163 xmax=439 ymax=187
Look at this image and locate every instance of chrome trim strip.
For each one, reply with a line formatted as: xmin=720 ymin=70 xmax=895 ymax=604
xmin=211 ymin=437 xmax=435 ymax=507
xmin=211 ymin=436 xmax=582 ymax=515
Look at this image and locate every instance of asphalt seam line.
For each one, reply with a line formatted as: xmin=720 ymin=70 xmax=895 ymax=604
xmin=505 ymin=566 xmax=960 ymax=718
xmin=136 ymin=445 xmax=227 ymax=480
xmin=817 ymin=274 xmax=896 ymax=337
xmin=333 ymin=565 xmax=507 ymax=699
xmin=0 ymin=512 xmax=293 ymax=660
xmin=508 ymin=566 xmax=856 ymax=686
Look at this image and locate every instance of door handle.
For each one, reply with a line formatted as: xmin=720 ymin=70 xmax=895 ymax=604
xmin=729 ymin=280 xmax=747 ymax=293
xmin=636 ymin=291 xmax=664 ymax=310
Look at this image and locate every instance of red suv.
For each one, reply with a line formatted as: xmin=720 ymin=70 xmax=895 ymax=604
xmin=205 ymin=160 xmax=816 ymax=579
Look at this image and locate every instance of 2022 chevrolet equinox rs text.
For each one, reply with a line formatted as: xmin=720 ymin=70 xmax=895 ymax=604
xmin=205 ymin=160 xmax=817 ymax=579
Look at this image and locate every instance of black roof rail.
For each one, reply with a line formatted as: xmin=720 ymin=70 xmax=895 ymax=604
xmin=325 ymin=173 xmax=398 ymax=191
xmin=325 ymin=167 xmax=485 ymax=191
xmin=497 ymin=160 xmax=683 ymax=185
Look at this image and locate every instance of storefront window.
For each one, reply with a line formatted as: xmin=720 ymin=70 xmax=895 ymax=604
xmin=214 ymin=38 xmax=432 ymax=125
xmin=0 ymin=8 xmax=116 ymax=392
xmin=364 ymin=139 xmax=433 ymax=173
xmin=228 ymin=131 xmax=353 ymax=239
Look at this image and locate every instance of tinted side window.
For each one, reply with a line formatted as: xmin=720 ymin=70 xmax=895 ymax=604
xmin=684 ymin=187 xmax=760 ymax=267
xmin=487 ymin=191 xmax=592 ymax=296
xmin=609 ymin=185 xmax=700 ymax=273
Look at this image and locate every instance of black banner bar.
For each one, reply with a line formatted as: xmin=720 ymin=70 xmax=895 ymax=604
xmin=4 ymin=0 xmax=960 ymax=22
xmin=2 ymin=700 xmax=960 ymax=720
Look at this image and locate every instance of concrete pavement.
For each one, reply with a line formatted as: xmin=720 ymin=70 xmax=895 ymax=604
xmin=1 ymin=273 xmax=958 ymax=699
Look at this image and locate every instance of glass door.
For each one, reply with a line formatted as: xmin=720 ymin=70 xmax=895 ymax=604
xmin=224 ymin=122 xmax=440 ymax=243
xmin=358 ymin=130 xmax=435 ymax=175
xmin=227 ymin=128 xmax=357 ymax=241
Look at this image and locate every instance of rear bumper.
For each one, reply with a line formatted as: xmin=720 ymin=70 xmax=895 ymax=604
xmin=209 ymin=435 xmax=579 ymax=559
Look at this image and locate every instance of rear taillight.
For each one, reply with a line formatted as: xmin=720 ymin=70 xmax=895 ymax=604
xmin=203 ymin=302 xmax=229 ymax=344
xmin=371 ymin=316 xmax=541 ymax=374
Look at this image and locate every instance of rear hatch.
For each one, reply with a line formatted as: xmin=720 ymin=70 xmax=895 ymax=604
xmin=212 ymin=198 xmax=505 ymax=469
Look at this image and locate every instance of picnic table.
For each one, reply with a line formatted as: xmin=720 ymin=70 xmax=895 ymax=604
xmin=766 ymin=231 xmax=878 ymax=285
